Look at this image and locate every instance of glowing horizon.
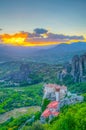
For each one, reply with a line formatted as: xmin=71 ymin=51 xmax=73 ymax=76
xmin=0 ymin=29 xmax=85 ymax=47
xmin=0 ymin=0 xmax=86 ymax=46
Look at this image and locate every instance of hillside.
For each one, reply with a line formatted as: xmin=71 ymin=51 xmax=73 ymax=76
xmin=0 ymin=61 xmax=59 ymax=86
xmin=34 ymin=42 xmax=86 ymax=64
xmin=0 ymin=89 xmax=86 ymax=130
xmin=0 ymin=42 xmax=86 ymax=64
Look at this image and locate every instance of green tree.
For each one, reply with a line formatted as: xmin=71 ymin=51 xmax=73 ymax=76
xmin=75 ymin=107 xmax=86 ymax=130
xmin=41 ymin=98 xmax=50 ymax=112
xmin=30 ymin=121 xmax=45 ymax=130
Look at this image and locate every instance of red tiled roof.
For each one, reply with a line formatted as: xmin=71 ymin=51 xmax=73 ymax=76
xmin=41 ymin=108 xmax=59 ymax=118
xmin=46 ymin=84 xmax=59 ymax=88
xmin=47 ymin=101 xmax=59 ymax=109
xmin=42 ymin=109 xmax=51 ymax=117
xmin=45 ymin=84 xmax=67 ymax=91
xmin=52 ymin=111 xmax=59 ymax=116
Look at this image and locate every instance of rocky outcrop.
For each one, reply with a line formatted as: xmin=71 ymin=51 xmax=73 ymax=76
xmin=3 ymin=63 xmax=32 ymax=84
xmin=60 ymin=94 xmax=84 ymax=108
xmin=58 ymin=53 xmax=86 ymax=83
xmin=72 ymin=53 xmax=86 ymax=82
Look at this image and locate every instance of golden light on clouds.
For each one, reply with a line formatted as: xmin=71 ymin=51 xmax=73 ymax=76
xmin=1 ymin=33 xmax=28 ymax=46
xmin=41 ymin=33 xmax=48 ymax=38
xmin=0 ymin=31 xmax=85 ymax=47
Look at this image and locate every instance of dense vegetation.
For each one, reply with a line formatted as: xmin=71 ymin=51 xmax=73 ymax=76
xmin=0 ymin=61 xmax=86 ymax=130
xmin=0 ymin=109 xmax=41 ymax=130
xmin=22 ymin=102 xmax=86 ymax=130
xmin=0 ymin=101 xmax=86 ymax=130
xmin=0 ymin=84 xmax=43 ymax=114
xmin=41 ymin=98 xmax=51 ymax=112
xmin=60 ymin=76 xmax=86 ymax=94
xmin=47 ymin=102 xmax=86 ymax=130
xmin=0 ymin=61 xmax=61 ymax=86
xmin=68 ymin=82 xmax=86 ymax=94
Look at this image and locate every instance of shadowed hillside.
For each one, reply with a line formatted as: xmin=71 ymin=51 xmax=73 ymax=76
xmin=0 ymin=42 xmax=86 ymax=64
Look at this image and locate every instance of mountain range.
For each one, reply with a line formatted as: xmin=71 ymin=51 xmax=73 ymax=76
xmin=0 ymin=42 xmax=86 ymax=64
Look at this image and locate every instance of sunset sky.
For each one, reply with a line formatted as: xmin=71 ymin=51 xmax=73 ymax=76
xmin=0 ymin=0 xmax=86 ymax=46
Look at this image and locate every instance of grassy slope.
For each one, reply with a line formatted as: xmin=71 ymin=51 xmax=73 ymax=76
xmin=0 ymin=83 xmax=43 ymax=114
xmin=0 ymin=106 xmax=40 ymax=124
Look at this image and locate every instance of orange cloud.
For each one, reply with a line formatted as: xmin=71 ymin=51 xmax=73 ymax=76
xmin=0 ymin=29 xmax=85 ymax=46
xmin=1 ymin=33 xmax=28 ymax=46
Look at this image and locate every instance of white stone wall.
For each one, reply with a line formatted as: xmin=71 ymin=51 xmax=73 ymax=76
xmin=43 ymin=84 xmax=67 ymax=101
xmin=55 ymin=92 xmax=60 ymax=101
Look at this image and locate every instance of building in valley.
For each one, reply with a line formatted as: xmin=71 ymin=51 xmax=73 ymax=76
xmin=43 ymin=84 xmax=67 ymax=101
xmin=41 ymin=83 xmax=84 ymax=123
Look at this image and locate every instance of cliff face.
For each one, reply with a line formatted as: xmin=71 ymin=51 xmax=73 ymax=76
xmin=58 ymin=53 xmax=86 ymax=83
xmin=3 ymin=63 xmax=32 ymax=84
xmin=72 ymin=53 xmax=86 ymax=82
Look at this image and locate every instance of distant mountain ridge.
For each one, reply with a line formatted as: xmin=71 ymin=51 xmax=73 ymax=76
xmin=40 ymin=42 xmax=86 ymax=53
xmin=0 ymin=42 xmax=86 ymax=64
xmin=33 ymin=42 xmax=86 ymax=64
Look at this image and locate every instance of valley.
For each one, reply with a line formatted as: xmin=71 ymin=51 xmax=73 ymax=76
xmin=0 ymin=45 xmax=86 ymax=130
xmin=0 ymin=42 xmax=86 ymax=64
xmin=0 ymin=84 xmax=43 ymax=114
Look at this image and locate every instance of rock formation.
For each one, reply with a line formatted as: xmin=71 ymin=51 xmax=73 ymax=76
xmin=58 ymin=53 xmax=86 ymax=83
xmin=3 ymin=63 xmax=32 ymax=84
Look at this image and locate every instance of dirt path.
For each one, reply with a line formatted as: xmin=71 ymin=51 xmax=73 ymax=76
xmin=0 ymin=106 xmax=40 ymax=124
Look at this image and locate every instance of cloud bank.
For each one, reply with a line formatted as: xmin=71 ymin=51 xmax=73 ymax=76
xmin=0 ymin=28 xmax=85 ymax=46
